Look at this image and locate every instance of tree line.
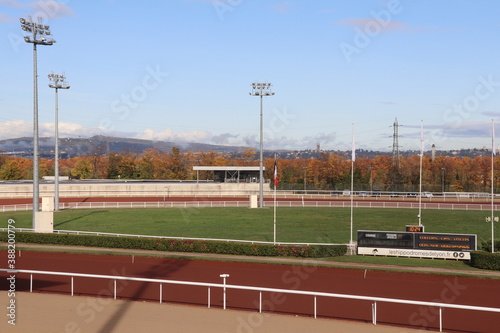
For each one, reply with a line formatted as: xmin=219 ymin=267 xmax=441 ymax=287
xmin=0 ymin=147 xmax=498 ymax=192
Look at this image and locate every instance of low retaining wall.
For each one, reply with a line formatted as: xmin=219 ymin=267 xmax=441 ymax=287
xmin=0 ymin=181 xmax=267 ymax=198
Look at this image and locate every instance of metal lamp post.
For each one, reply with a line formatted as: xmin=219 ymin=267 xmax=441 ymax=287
xmin=20 ymin=17 xmax=56 ymax=225
xmin=441 ymin=167 xmax=446 ymax=193
xmin=48 ymin=73 xmax=70 ymax=211
xmin=249 ymin=82 xmax=275 ymax=208
xmin=370 ymin=166 xmax=374 ymax=194
xmin=303 ymin=166 xmax=307 ymax=192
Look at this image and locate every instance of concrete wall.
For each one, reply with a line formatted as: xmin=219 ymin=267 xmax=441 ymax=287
xmin=0 ymin=181 xmax=269 ymax=198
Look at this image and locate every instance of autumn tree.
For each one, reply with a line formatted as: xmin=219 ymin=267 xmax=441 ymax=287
xmin=118 ymin=153 xmax=137 ymax=179
xmin=71 ymin=157 xmax=93 ymax=180
xmin=170 ymin=147 xmax=187 ymax=180
xmin=238 ymin=148 xmax=257 ymax=166
xmin=327 ymin=153 xmax=350 ymax=189
xmin=107 ymin=152 xmax=121 ymax=179
xmin=3 ymin=149 xmax=499 ymax=192
xmin=0 ymin=159 xmax=23 ymax=180
xmin=135 ymin=149 xmax=155 ymax=179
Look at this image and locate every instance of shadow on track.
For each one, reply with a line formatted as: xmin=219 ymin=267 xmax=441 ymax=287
xmin=95 ymin=258 xmax=189 ymax=333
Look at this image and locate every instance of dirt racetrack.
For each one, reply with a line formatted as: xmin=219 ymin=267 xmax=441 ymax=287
xmin=1 ymin=250 xmax=500 ymax=332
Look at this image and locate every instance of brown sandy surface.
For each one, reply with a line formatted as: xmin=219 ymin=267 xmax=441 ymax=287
xmin=0 ymin=291 xmax=427 ymax=333
xmin=2 ymin=246 xmax=500 ymax=332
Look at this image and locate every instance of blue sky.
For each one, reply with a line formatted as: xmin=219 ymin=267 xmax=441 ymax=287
xmin=1 ymin=0 xmax=500 ymax=152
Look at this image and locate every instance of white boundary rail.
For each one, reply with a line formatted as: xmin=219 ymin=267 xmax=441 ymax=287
xmin=1 ymin=200 xmax=499 ymax=212
xmin=1 ymin=268 xmax=499 ymax=332
xmin=0 ymin=227 xmax=344 ymax=246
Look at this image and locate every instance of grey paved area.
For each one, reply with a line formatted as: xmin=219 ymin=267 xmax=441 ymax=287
xmin=0 ymin=291 xmax=427 ymax=333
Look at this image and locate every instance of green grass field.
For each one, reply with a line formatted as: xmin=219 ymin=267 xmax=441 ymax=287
xmin=2 ymin=207 xmax=499 ymax=275
xmin=1 ymin=207 xmax=496 ymax=245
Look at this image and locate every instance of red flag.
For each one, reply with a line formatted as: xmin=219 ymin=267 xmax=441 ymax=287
xmin=273 ymin=159 xmax=278 ymax=187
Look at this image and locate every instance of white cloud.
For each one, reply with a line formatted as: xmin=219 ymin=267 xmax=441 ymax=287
xmin=212 ymin=133 xmax=238 ymax=145
xmin=41 ymin=121 xmax=94 ymax=138
xmin=133 ymin=127 xmax=341 ymax=150
xmin=0 ymin=119 xmax=32 ymax=139
xmin=5 ymin=118 xmax=496 ymax=152
xmin=273 ymin=2 xmax=294 ymax=14
xmin=0 ymin=119 xmax=103 ymax=140
xmin=0 ymin=0 xmax=74 ymax=24
xmin=336 ymin=18 xmax=408 ymax=33
xmin=32 ymin=1 xmax=75 ymax=19
xmin=0 ymin=0 xmax=25 ymax=8
xmin=0 ymin=13 xmax=11 ymax=21
xmin=136 ymin=128 xmax=212 ymax=143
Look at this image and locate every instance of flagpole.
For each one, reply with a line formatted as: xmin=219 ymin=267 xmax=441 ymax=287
xmin=273 ymin=155 xmax=278 ymax=244
xmin=418 ymin=120 xmax=423 ymax=226
xmin=491 ymin=119 xmax=495 ymax=253
xmin=274 ymin=184 xmax=276 ymax=244
xmin=350 ymin=123 xmax=355 ymax=254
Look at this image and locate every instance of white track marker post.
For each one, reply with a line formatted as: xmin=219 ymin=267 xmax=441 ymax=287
xmin=220 ymin=274 xmax=229 ymax=309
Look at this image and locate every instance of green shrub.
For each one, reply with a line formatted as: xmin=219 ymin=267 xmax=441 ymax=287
xmin=470 ymin=251 xmax=500 ymax=270
xmin=479 ymin=239 xmax=500 ymax=253
xmin=0 ymin=232 xmax=347 ymax=258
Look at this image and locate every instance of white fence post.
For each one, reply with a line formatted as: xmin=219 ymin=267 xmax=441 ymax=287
xmin=439 ymin=307 xmax=443 ymax=332
xmin=314 ymin=295 xmax=317 ymax=319
xmin=259 ymin=291 xmax=262 ymax=313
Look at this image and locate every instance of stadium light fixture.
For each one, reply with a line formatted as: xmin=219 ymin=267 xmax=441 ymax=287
xmin=249 ymin=82 xmax=275 ymax=208
xmin=48 ymin=73 xmax=70 ymax=211
xmin=20 ymin=16 xmax=56 ymax=225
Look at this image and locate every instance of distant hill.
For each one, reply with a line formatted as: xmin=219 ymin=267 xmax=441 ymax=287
xmin=0 ymin=136 xmax=493 ymax=159
xmin=0 ymin=135 xmax=247 ymax=159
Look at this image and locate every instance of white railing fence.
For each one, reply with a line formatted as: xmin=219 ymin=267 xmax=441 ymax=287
xmin=1 ymin=200 xmax=499 ymax=212
xmin=0 ymin=188 xmax=497 ymax=200
xmin=1 ymin=268 xmax=499 ymax=332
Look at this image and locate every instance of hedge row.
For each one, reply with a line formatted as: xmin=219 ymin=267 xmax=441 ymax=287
xmin=470 ymin=251 xmax=500 ymax=271
xmin=479 ymin=239 xmax=500 ymax=253
xmin=0 ymin=232 xmax=347 ymax=258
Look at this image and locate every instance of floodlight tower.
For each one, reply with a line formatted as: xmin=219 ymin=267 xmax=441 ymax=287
xmin=48 ymin=73 xmax=70 ymax=211
xmin=20 ymin=16 xmax=56 ymax=225
xmin=249 ymin=82 xmax=275 ymax=208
